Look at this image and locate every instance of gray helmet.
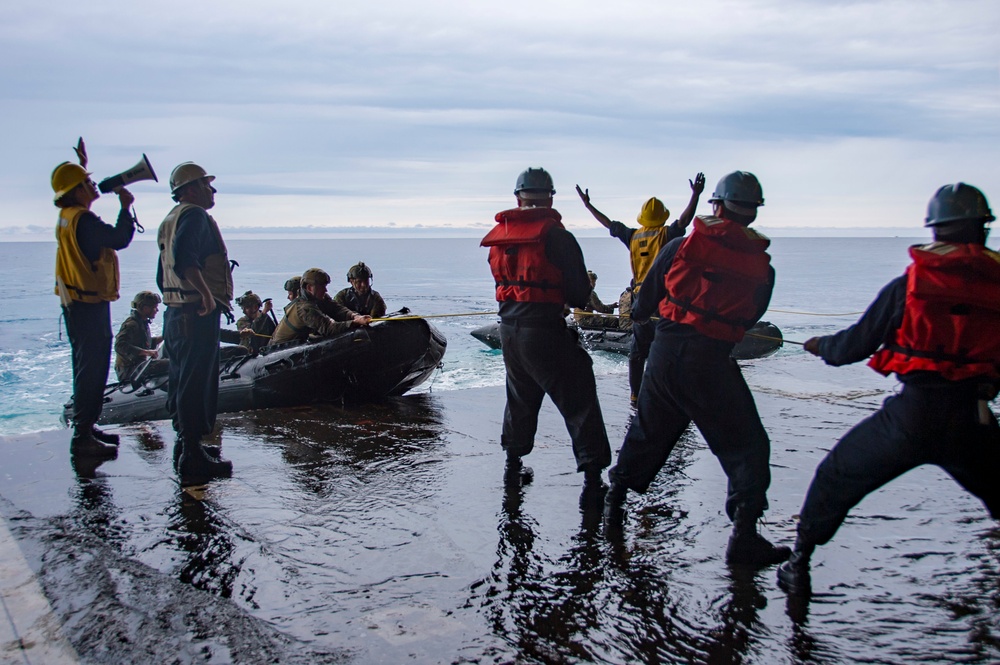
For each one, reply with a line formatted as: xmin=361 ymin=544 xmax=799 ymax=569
xmin=169 ymin=162 xmax=214 ymax=194
xmin=707 ymin=171 xmax=764 ymax=207
xmin=347 ymin=261 xmax=373 ymax=281
xmin=131 ymin=290 xmax=161 ymax=309
xmin=235 ymin=290 xmax=262 ymax=308
xmin=514 ymin=167 xmax=555 ymax=197
xmin=925 ymin=183 xmax=995 ymax=227
xmin=284 ymin=276 xmax=301 ymax=293
xmin=300 ymin=268 xmax=331 ymax=287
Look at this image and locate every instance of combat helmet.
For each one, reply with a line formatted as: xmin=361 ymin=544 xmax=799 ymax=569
xmin=347 ymin=262 xmax=373 ymax=281
xmin=235 ymin=290 xmax=262 ymax=308
xmin=131 ymin=290 xmax=161 ymax=309
xmin=300 ymin=268 xmax=331 ymax=287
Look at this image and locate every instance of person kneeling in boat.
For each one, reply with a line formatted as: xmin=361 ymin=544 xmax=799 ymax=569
xmin=573 ymin=270 xmax=618 ymax=330
xmin=221 ymin=290 xmax=276 ymax=354
xmin=269 ymin=268 xmax=371 ymax=345
xmin=335 ymin=261 xmax=387 ymax=318
xmin=114 ymin=290 xmax=163 ymax=382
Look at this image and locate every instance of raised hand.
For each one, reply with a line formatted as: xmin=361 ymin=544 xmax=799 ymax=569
xmin=74 ymin=137 xmax=88 ymax=168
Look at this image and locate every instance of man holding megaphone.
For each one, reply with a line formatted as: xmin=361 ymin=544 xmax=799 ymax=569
xmin=53 ymin=138 xmax=138 ymax=459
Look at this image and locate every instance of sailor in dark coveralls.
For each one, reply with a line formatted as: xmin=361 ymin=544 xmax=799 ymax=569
xmin=603 ymin=171 xmax=791 ymax=567
xmin=778 ymin=183 xmax=1000 ymax=595
xmin=481 ymin=167 xmax=612 ymax=509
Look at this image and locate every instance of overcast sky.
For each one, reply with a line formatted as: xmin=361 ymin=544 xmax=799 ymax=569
xmin=3 ymin=0 xmax=997 ymax=234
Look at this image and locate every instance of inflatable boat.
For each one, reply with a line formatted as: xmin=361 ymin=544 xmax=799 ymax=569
xmin=67 ymin=314 xmax=447 ymax=426
xmin=470 ymin=320 xmax=783 ymax=360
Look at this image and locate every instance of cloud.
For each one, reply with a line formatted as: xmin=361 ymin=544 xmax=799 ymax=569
xmin=3 ymin=0 xmax=997 ymax=232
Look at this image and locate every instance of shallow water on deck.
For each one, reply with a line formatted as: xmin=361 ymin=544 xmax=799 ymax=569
xmin=1 ymin=372 xmax=998 ymax=663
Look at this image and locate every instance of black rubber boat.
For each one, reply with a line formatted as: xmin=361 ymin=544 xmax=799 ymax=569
xmin=67 ymin=314 xmax=447 ymax=426
xmin=470 ymin=320 xmax=783 ymax=360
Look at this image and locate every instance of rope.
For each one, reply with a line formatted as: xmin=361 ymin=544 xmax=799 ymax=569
xmin=744 ymin=331 xmax=804 ymax=346
xmin=767 ymin=308 xmax=863 ymax=317
xmin=369 ymin=311 xmax=496 ymax=322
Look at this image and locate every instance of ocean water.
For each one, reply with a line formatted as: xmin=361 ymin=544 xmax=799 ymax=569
xmin=0 ymin=232 xmax=995 ymax=436
xmin=4 ymin=232 xmax=1000 ymax=663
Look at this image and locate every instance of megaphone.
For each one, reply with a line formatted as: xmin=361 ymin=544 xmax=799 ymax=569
xmin=98 ymin=154 xmax=158 ymax=194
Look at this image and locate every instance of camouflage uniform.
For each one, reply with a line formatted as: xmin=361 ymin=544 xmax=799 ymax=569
xmin=221 ymin=313 xmax=276 ymax=354
xmin=574 ymin=290 xmax=618 ymax=329
xmin=269 ymin=293 xmax=357 ymax=345
xmin=334 ymin=287 xmax=387 ymax=318
xmin=114 ymin=310 xmax=156 ymax=381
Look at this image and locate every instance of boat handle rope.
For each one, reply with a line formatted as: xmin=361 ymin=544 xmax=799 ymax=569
xmin=241 ymin=308 xmax=838 ymax=345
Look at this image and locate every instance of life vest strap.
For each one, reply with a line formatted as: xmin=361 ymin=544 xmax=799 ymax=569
xmin=883 ymin=343 xmax=976 ymax=366
xmin=665 ymin=294 xmax=755 ymax=329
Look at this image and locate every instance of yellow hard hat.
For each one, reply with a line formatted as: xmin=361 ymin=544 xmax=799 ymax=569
xmin=51 ymin=162 xmax=91 ymax=201
xmin=637 ymin=197 xmax=669 ymax=228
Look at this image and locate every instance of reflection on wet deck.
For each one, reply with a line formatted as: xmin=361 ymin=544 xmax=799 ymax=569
xmin=1 ymin=375 xmax=998 ymax=663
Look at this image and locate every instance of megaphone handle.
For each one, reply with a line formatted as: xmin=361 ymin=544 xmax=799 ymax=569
xmin=131 ymin=206 xmax=144 ymax=234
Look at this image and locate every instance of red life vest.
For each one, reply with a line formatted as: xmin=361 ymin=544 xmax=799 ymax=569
xmin=868 ymin=242 xmax=1000 ymax=381
xmin=481 ymin=207 xmax=567 ymax=304
xmin=658 ymin=215 xmax=772 ymax=342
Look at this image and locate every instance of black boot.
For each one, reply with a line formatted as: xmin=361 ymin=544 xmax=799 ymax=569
xmin=579 ymin=468 xmax=608 ymax=511
xmin=777 ymin=544 xmax=813 ymax=596
xmin=503 ymin=455 xmax=533 ymax=487
xmin=603 ymin=482 xmax=627 ymax=537
xmin=177 ymin=438 xmax=233 ymax=485
xmin=70 ymin=426 xmax=118 ymax=459
xmin=726 ymin=508 xmax=791 ymax=566
xmin=91 ymin=425 xmax=120 ymax=445
xmin=173 ymin=441 xmax=222 ymax=472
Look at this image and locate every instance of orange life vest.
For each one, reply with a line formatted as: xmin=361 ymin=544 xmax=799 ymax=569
xmin=481 ymin=207 xmax=567 ymax=305
xmin=868 ymin=242 xmax=1000 ymax=381
xmin=658 ymin=215 xmax=771 ymax=342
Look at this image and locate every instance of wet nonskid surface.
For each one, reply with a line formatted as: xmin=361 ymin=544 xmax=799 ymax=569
xmin=1 ymin=371 xmax=999 ymax=664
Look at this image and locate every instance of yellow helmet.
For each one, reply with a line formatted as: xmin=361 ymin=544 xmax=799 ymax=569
xmin=51 ymin=162 xmax=91 ymax=202
xmin=637 ymin=197 xmax=669 ymax=228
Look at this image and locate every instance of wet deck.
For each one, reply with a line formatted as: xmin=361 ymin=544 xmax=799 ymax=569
xmin=2 ymin=374 xmax=998 ymax=663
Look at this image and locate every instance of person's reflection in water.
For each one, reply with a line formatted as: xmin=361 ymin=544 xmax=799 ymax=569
xmin=167 ymin=432 xmax=237 ymax=597
xmin=702 ymin=568 xmax=767 ymax=662
xmin=70 ymin=457 xmax=121 ymax=547
xmin=784 ymin=593 xmax=825 ymax=662
xmin=168 ymin=491 xmax=239 ymax=598
xmin=476 ymin=485 xmax=618 ymax=660
xmin=477 ymin=484 xmax=540 ymax=654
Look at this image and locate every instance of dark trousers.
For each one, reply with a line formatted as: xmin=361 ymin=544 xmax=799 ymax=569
xmin=628 ymin=319 xmax=654 ymax=397
xmin=610 ymin=332 xmax=772 ymax=521
xmin=499 ymin=321 xmax=611 ymax=472
xmin=63 ymin=301 xmax=112 ymax=428
xmin=164 ymin=305 xmax=221 ymax=443
xmin=797 ymin=382 xmax=1000 ymax=547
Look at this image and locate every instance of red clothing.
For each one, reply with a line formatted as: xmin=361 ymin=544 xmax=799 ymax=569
xmin=869 ymin=242 xmax=1000 ymax=381
xmin=658 ymin=215 xmax=771 ymax=343
xmin=482 ymin=207 xmax=567 ymax=305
